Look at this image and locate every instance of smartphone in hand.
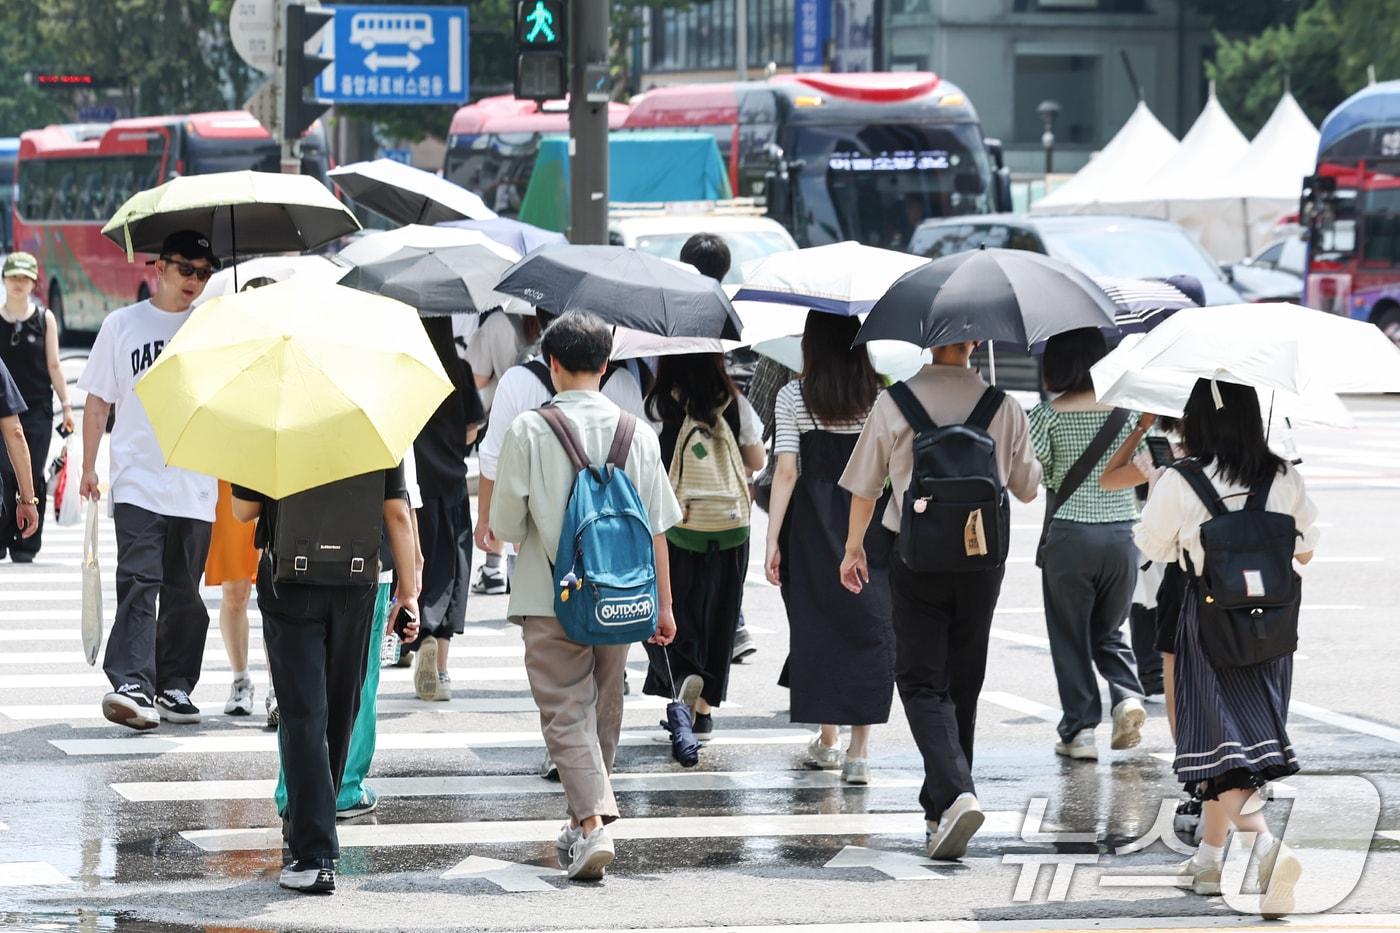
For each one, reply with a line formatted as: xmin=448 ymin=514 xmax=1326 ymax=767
xmin=1146 ymin=436 xmax=1175 ymax=468
xmin=393 ymin=607 xmax=417 ymax=640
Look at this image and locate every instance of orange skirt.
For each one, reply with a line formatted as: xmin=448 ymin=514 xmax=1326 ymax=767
xmin=205 ymin=480 xmax=260 ymax=586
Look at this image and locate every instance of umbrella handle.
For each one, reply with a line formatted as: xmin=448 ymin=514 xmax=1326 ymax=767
xmin=124 ymin=224 xmax=134 ymax=263
xmin=662 ymin=646 xmax=678 ymax=701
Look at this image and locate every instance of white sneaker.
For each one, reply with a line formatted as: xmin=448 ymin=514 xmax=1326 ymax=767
xmin=224 ymin=677 xmax=254 ymax=716
xmin=1174 ymin=854 xmax=1223 ymax=896
xmin=1110 ymin=697 xmax=1147 ymax=750
xmin=414 ymin=635 xmax=439 ymax=701
xmin=434 ymin=671 xmax=452 ymax=702
xmin=540 ymin=752 xmax=559 ymax=781
xmin=265 ymin=685 xmax=279 ymax=729
xmin=566 ymin=826 xmax=615 ymax=880
xmin=101 ymin=687 xmax=159 ymax=731
xmin=472 ymin=564 xmax=509 ymax=595
xmin=1055 ymin=729 xmax=1098 ymax=760
xmin=841 ymin=758 xmax=870 ymax=785
xmin=556 ymin=822 xmax=582 ymax=865
xmin=1257 ymin=841 xmax=1301 ymax=919
xmin=805 ymin=734 xmax=844 ymax=770
xmin=926 ymin=793 xmax=985 ymax=861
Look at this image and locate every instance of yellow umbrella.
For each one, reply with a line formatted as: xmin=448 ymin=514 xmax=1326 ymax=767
xmin=135 ymin=278 xmax=452 ymax=498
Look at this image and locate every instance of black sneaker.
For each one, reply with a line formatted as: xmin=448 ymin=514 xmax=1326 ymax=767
xmin=10 ymin=551 xmax=34 ymax=564
xmin=102 ymin=686 xmax=159 ymax=731
xmin=155 ymin=689 xmax=202 ymax=724
xmin=279 ymin=858 xmax=335 ymax=893
xmin=692 ymin=712 xmax=714 ymax=742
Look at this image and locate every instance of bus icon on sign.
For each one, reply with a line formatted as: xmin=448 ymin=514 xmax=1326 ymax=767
xmin=349 ymin=11 xmax=434 ymax=51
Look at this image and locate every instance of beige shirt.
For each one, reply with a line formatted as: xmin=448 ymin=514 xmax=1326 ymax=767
xmin=839 ymin=364 xmax=1042 ymax=533
xmin=491 ymin=390 xmax=682 ymax=623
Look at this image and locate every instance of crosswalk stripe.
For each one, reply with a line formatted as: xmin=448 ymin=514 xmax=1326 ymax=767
xmin=112 ymin=769 xmax=927 ymax=802
xmin=0 ymin=861 xmax=74 ymax=887
xmin=3 ymin=666 xmax=535 ymax=690
xmin=179 ymin=810 xmax=1027 ymax=852
xmin=981 ymin=691 xmax=1060 ymax=724
xmin=0 ymin=621 xmax=522 ymax=635
xmin=51 ymin=728 xmax=815 ymax=757
xmin=0 ymin=644 xmax=528 ymax=665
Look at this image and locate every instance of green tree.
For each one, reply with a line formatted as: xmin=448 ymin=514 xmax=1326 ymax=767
xmin=0 ymin=0 xmax=69 ymax=136
xmin=1183 ymin=0 xmax=1316 ymax=34
xmin=1207 ymin=2 xmax=1350 ymax=135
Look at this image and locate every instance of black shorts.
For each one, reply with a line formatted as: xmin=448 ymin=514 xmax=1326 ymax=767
xmin=1153 ymin=562 xmax=1189 ymax=655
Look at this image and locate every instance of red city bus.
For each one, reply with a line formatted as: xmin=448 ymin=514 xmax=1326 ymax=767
xmin=622 ymin=72 xmax=1012 ymax=249
xmin=13 ymin=111 xmax=330 ymax=334
xmin=443 ymin=96 xmax=632 ymax=216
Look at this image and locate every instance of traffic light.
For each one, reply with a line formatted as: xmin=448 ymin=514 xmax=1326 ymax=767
xmin=514 ymin=0 xmax=566 ymax=102
xmin=282 ymin=2 xmax=334 ymax=142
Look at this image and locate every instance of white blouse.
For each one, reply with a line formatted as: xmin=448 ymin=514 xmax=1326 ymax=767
xmin=1133 ymin=462 xmax=1321 ymax=574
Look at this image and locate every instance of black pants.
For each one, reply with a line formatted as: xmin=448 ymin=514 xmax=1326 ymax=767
xmin=0 ymin=405 xmax=52 ymax=558
xmin=1129 ymin=604 xmax=1164 ymax=692
xmin=643 ymin=540 xmax=747 ymax=707
xmin=417 ymin=488 xmax=472 ymax=640
xmin=103 ymin=504 xmax=212 ymax=697
xmin=890 ymin=556 xmax=1005 ymax=821
xmin=260 ymin=569 xmax=377 ymax=862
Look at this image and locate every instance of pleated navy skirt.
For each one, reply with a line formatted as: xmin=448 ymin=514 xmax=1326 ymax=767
xmin=1172 ymin=585 xmax=1300 ymax=799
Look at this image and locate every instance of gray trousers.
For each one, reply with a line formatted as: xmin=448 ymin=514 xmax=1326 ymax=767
xmin=1040 ymin=520 xmax=1143 ymax=741
xmin=103 ymin=504 xmax=212 ymax=698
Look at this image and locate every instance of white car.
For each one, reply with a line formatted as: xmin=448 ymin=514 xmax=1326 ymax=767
xmin=608 ymin=210 xmax=798 ymax=284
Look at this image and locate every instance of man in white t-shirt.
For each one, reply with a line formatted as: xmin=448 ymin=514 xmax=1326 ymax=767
xmin=78 ymin=231 xmax=220 ymax=731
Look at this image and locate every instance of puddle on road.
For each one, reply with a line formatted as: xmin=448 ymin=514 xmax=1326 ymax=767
xmin=0 ymin=910 xmax=262 ymax=933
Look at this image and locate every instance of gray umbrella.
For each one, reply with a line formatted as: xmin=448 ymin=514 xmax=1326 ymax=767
xmin=855 ymin=248 xmax=1119 ymax=349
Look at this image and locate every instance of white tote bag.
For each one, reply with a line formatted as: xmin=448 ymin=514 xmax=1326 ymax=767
xmin=81 ymin=501 xmax=104 ymax=666
xmin=54 ymin=436 xmax=82 ymax=527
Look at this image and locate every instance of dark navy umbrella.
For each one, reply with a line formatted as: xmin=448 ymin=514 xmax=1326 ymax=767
xmin=1095 ymin=275 xmax=1200 ymax=334
xmin=855 ymin=248 xmax=1118 ymax=350
xmin=496 ymin=245 xmax=743 ymax=340
xmin=437 ymin=218 xmax=566 ymax=255
xmin=659 ymin=649 xmax=700 ymax=767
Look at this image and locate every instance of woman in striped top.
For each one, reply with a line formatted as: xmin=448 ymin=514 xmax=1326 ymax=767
xmin=764 ymin=312 xmax=894 ymax=784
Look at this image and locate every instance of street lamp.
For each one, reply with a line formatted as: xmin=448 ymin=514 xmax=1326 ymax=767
xmin=1038 ymin=99 xmax=1061 ymax=175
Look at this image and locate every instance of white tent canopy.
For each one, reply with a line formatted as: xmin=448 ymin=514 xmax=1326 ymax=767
xmin=1033 ymin=101 xmax=1179 ymax=211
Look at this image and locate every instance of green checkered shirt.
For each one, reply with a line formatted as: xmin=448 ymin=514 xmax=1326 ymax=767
xmin=1028 ymin=404 xmax=1143 ymax=524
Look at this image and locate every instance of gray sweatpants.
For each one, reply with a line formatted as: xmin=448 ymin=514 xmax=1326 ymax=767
xmin=1039 ymin=520 xmax=1143 ymax=741
xmin=103 ymin=504 xmax=213 ymax=699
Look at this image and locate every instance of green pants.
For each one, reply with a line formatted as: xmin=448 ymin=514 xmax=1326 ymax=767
xmin=276 ymin=582 xmax=390 ymax=814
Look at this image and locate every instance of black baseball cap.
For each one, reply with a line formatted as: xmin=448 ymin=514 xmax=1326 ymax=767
xmin=156 ymin=230 xmax=222 ymax=270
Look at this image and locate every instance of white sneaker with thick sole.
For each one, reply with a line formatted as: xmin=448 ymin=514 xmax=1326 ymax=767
xmin=1174 ymin=855 xmax=1223 ymax=895
xmin=414 ymin=636 xmax=439 ymax=701
xmin=1055 ymin=729 xmax=1098 ymax=760
xmin=1258 ymin=842 xmax=1301 ymax=919
xmin=566 ymin=827 xmax=615 ymax=880
xmin=224 ymin=677 xmax=254 ymax=716
xmin=434 ymin=671 xmax=453 ymax=702
xmin=101 ymin=688 xmax=159 ymax=731
xmin=556 ymin=822 xmax=582 ymax=866
xmin=1110 ymin=697 xmax=1147 ymax=750
xmin=927 ymin=794 xmax=985 ymax=861
xmin=841 ymin=758 xmax=870 ymax=785
xmin=805 ymin=734 xmax=844 ymax=770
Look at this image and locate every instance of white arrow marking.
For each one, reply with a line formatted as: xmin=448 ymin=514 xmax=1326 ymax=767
xmin=823 ymin=845 xmax=946 ymax=881
xmin=442 ymin=856 xmax=561 ymax=892
xmin=364 ymin=50 xmax=421 ymax=73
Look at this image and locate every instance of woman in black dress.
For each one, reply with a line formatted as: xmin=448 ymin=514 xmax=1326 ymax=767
xmin=1134 ymin=379 xmax=1318 ymax=918
xmin=764 ymin=312 xmax=893 ymax=784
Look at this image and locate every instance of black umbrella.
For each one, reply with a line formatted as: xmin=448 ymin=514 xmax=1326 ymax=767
xmin=496 ymin=245 xmax=743 ymax=340
xmin=854 ymin=248 xmax=1119 ymax=350
xmin=338 ymin=244 xmax=517 ymax=316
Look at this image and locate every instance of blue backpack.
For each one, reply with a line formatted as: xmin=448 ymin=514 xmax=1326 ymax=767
xmin=538 ymin=405 xmax=658 ymax=645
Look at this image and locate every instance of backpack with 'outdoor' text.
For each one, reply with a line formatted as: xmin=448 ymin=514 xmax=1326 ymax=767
xmin=666 ymin=401 xmax=750 ymax=552
xmin=269 ymin=471 xmax=385 ymax=586
xmin=1173 ymin=459 xmax=1302 ymax=669
xmin=887 ymin=382 xmax=1009 ymax=574
xmin=539 ymin=406 xmax=659 ymax=646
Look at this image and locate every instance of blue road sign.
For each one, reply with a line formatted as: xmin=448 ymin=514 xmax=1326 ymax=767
xmin=379 ymin=147 xmax=413 ymax=164
xmin=319 ymin=5 xmax=469 ymax=104
xmin=794 ymin=0 xmax=830 ymax=72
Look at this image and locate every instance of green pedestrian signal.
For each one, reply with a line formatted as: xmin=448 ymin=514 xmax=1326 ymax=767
xmin=514 ymin=0 xmax=565 ymax=101
xmin=524 ymin=0 xmax=556 ymax=44
xmin=515 ymin=0 xmax=564 ymax=50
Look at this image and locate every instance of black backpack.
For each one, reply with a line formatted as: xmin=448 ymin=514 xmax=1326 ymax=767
xmin=1174 ymin=460 xmax=1302 ymax=669
xmin=269 ymin=471 xmax=386 ymax=586
xmin=887 ymin=382 xmax=1009 ymax=574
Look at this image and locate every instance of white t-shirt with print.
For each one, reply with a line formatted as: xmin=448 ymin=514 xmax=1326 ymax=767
xmin=77 ymin=300 xmax=216 ymax=522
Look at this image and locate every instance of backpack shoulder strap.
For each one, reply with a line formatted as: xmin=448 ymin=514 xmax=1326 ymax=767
xmin=966 ymin=387 xmax=1006 ymax=431
xmin=887 ymin=382 xmax=937 ymax=434
xmin=1244 ymin=468 xmax=1279 ymax=512
xmin=525 ymin=359 xmax=555 ymax=396
xmin=1172 ymin=459 xmax=1228 ymax=518
xmin=606 ymin=412 xmax=637 ymax=470
xmin=537 ymin=404 xmax=589 ymax=473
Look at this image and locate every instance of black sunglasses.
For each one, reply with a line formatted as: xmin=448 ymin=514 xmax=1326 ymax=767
xmin=162 ymin=259 xmax=215 ymax=282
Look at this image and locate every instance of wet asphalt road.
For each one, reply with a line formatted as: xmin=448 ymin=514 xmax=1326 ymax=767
xmin=1 ymin=396 xmax=1399 ymax=933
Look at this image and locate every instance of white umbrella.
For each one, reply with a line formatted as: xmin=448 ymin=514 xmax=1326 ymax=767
xmin=1092 ymin=304 xmax=1400 ymax=425
xmin=752 ymin=335 xmax=930 ymax=382
xmin=733 ymin=242 xmax=928 ymax=314
xmin=329 ymin=159 xmax=496 ymax=225
xmin=194 ymin=254 xmax=344 ymax=306
xmin=335 ymin=224 xmax=527 ymax=314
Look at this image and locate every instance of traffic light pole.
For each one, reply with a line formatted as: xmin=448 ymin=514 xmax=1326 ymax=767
xmin=568 ymin=0 xmax=609 ymax=245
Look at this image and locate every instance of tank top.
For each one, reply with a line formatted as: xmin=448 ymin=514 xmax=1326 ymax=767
xmin=0 ymin=301 xmax=51 ymax=409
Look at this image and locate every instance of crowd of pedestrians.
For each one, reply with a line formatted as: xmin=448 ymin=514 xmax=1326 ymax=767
xmin=0 ymin=230 xmax=1317 ymax=917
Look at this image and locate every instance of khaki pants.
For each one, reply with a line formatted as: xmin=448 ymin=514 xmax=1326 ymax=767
xmin=521 ymin=616 xmax=628 ymax=824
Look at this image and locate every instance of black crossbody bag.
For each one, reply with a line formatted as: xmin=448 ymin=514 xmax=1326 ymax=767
xmin=1035 ymin=408 xmax=1130 ymax=569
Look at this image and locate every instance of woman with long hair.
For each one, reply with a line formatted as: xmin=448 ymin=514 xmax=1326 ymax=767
xmin=642 ymin=353 xmax=765 ymax=740
xmin=1135 ymin=379 xmax=1318 ymax=917
xmin=764 ymin=312 xmax=893 ymax=783
xmin=1029 ymin=328 xmax=1148 ymax=761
